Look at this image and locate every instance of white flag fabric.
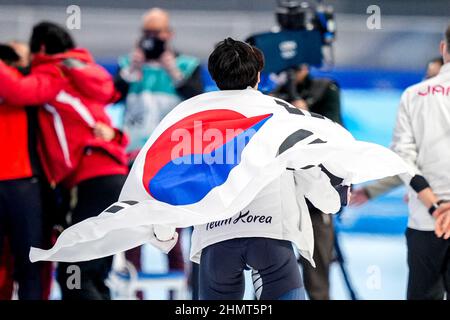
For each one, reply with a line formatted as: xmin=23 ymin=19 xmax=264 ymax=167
xmin=30 ymin=88 xmax=412 ymax=263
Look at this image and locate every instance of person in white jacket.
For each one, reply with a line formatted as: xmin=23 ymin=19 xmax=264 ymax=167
xmin=391 ymin=25 xmax=450 ymax=300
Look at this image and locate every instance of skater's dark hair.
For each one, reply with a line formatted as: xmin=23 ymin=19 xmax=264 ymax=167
xmin=208 ymin=37 xmax=264 ymax=90
xmin=30 ymin=21 xmax=75 ymax=54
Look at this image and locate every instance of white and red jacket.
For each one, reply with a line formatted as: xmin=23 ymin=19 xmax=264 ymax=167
xmin=392 ymin=62 xmax=450 ymax=231
xmin=0 ymin=48 xmax=128 ymax=188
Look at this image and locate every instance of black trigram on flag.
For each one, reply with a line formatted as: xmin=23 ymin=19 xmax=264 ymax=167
xmin=104 ymin=200 xmax=139 ymax=214
xmin=274 ymin=98 xmax=328 ymax=121
xmin=274 ymin=98 xmax=329 ymax=157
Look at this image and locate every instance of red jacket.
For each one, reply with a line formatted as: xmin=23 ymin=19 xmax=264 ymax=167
xmin=0 ymin=66 xmax=33 ymax=181
xmin=0 ymin=48 xmax=128 ymax=187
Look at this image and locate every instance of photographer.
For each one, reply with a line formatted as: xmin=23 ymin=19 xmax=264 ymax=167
xmin=114 ymin=8 xmax=204 ymax=298
xmin=115 ymin=8 xmax=203 ymax=152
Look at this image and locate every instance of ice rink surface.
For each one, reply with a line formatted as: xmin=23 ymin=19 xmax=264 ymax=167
xmin=104 ymin=229 xmax=409 ymax=300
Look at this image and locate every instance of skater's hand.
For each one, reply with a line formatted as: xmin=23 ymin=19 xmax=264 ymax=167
xmin=153 ymin=225 xmax=176 ymax=242
xmin=349 ymin=188 xmax=370 ymax=207
xmin=93 ymin=122 xmax=115 ymax=142
xmin=434 ymin=209 xmax=450 ymax=239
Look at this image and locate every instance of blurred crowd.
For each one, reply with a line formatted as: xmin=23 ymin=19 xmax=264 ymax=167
xmin=0 ymin=8 xmax=210 ymax=301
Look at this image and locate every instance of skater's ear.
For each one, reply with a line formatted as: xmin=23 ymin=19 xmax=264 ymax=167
xmin=254 ymin=72 xmax=261 ymax=89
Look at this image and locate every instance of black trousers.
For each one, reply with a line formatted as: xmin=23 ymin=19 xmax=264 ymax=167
xmin=57 ymin=174 xmax=126 ymax=300
xmin=199 ymin=237 xmax=303 ymax=300
xmin=406 ymin=228 xmax=450 ymax=300
xmin=300 ymin=210 xmax=334 ymax=300
xmin=0 ymin=177 xmax=44 ymax=300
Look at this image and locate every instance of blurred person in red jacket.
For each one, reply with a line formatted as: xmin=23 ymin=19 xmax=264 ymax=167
xmin=0 ymin=41 xmax=65 ymax=300
xmin=0 ymin=40 xmax=67 ymax=300
xmin=0 ymin=43 xmax=47 ymax=300
xmin=0 ymin=22 xmax=129 ymax=300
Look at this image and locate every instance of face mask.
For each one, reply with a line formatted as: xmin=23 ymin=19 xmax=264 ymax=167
xmin=139 ymin=35 xmax=165 ymax=60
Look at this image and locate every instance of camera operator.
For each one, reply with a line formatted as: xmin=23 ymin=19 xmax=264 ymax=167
xmin=272 ymin=63 xmax=342 ymax=300
xmin=273 ymin=64 xmax=342 ymax=122
xmin=247 ymin=2 xmax=339 ymax=297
